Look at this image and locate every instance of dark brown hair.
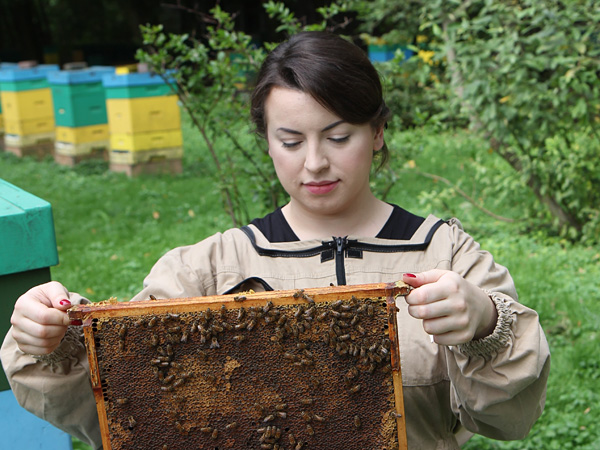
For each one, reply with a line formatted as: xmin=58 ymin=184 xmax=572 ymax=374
xmin=251 ymin=31 xmax=391 ymax=166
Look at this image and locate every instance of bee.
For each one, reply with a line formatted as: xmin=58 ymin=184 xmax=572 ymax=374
xmin=175 ymin=421 xmax=183 ymax=433
xmin=322 ymin=333 xmax=330 ymax=345
xmin=254 ymin=403 xmax=265 ymax=415
xmin=356 ymin=324 xmax=366 ymax=335
xmin=349 ymin=384 xmax=361 ymax=394
xmin=317 ymin=311 xmax=329 ymax=321
xmin=148 ymin=316 xmax=158 ymax=327
xmin=295 ymin=441 xmax=304 ymax=450
xmin=276 ymin=411 xmax=287 ymax=419
xmin=167 ymin=344 xmax=174 ymax=356
xmin=163 ymin=374 xmax=175 ymax=385
xmin=119 ymin=341 xmax=126 ymax=351
xmin=116 ymin=398 xmax=128 ymax=405
xmin=350 ymin=315 xmax=360 ymax=326
xmin=210 ymin=337 xmax=220 ymax=349
xmin=306 ymin=424 xmax=314 ymax=436
xmin=277 ymin=315 xmax=287 ymax=326
xmin=168 ymin=326 xmax=181 ymax=333
xmin=237 ymin=307 xmax=246 ymax=320
xmin=382 ymin=364 xmax=392 ymax=373
xmin=180 ymin=331 xmax=189 ymax=343
xmin=212 ymin=324 xmax=224 ymax=333
xmin=294 ymin=305 xmax=305 ymax=319
xmin=200 ymin=427 xmax=213 ymax=433
xmin=331 ymin=299 xmax=343 ymax=309
xmin=346 ymin=367 xmax=359 ymax=380
xmin=234 ymin=321 xmax=247 ymax=331
xmin=171 ymin=361 xmax=182 ymax=370
xmin=172 ymin=378 xmax=185 ymax=388
xmin=247 ymin=319 xmax=257 ymax=331
xmin=263 ymin=414 xmax=275 ymax=422
xmin=234 ymin=295 xmax=246 ymax=302
xmin=301 ymin=411 xmax=312 ymax=422
xmin=222 ymin=322 xmax=233 ymax=331
xmin=220 ymin=304 xmax=227 ymax=318
xmin=313 ymin=414 xmax=326 ymax=423
xmin=149 ymin=294 xmax=157 ymax=300
xmin=289 ymin=433 xmax=297 ymax=446
xmin=232 ymin=335 xmax=246 ymax=343
xmin=338 ymin=334 xmax=351 ymax=341
xmin=354 ymin=415 xmax=361 ymax=428
xmin=330 ymin=310 xmax=341 ymax=318
xmin=161 ymin=385 xmax=174 ymax=392
xmin=127 ymin=416 xmax=136 ymax=428
xmin=212 ymin=428 xmax=219 ymax=439
xmin=293 ymin=289 xmax=305 ymax=299
xmin=263 ymin=300 xmax=273 ymax=313
xmin=340 ymin=312 xmax=353 ymax=319
xmin=275 ymin=403 xmax=287 ymax=411
xmin=304 ymin=295 xmax=315 ymax=305
xmin=119 ymin=324 xmax=128 ymax=338
xmin=300 ymin=398 xmax=314 ymax=405
xmin=225 ymin=422 xmax=237 ymax=430
xmin=367 ymin=305 xmax=374 ymax=317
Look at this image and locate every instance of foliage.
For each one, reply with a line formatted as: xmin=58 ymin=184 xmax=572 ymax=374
xmin=348 ymin=0 xmax=600 ymax=243
xmin=136 ymin=6 xmax=279 ymax=226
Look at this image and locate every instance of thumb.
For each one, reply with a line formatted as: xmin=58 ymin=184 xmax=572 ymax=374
xmin=43 ymin=281 xmax=73 ymax=311
xmin=402 ymin=269 xmax=448 ymax=288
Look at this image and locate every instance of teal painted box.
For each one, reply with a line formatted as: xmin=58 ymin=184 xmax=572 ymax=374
xmin=103 ymin=71 xmax=175 ymax=99
xmin=48 ymin=66 xmax=114 ymax=127
xmin=0 ymin=179 xmax=59 ymax=391
xmin=0 ymin=179 xmax=58 ymax=275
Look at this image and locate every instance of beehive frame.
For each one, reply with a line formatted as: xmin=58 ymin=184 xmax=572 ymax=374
xmin=69 ymin=282 xmax=409 ymax=450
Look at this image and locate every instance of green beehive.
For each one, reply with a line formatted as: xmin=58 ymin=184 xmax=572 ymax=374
xmin=47 ymin=66 xmax=114 ymax=128
xmin=0 ymin=179 xmax=59 ymax=391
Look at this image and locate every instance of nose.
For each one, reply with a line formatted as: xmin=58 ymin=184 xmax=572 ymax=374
xmin=303 ymin=140 xmax=329 ymax=173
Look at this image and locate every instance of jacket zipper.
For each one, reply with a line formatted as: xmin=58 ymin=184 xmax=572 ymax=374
xmin=334 ymin=236 xmax=347 ymax=286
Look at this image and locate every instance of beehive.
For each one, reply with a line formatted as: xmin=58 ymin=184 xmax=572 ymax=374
xmin=69 ymin=282 xmax=409 ymax=450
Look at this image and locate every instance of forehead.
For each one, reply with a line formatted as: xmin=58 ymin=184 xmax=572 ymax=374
xmin=264 ymin=87 xmax=340 ymax=129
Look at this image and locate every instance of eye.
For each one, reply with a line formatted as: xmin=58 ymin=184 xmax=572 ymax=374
xmin=282 ymin=141 xmax=301 ymax=148
xmin=329 ymin=135 xmax=350 ymax=144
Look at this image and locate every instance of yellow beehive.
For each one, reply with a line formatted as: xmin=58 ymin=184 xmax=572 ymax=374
xmin=55 ymin=124 xmax=109 ymax=144
xmin=110 ymin=129 xmax=183 ymax=152
xmin=1 ymin=89 xmax=54 ymax=121
xmin=106 ymin=95 xmax=181 ymax=134
xmin=3 ymin=117 xmax=54 ymax=136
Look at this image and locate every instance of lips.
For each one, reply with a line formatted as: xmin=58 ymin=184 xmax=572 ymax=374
xmin=303 ymin=180 xmax=339 ymax=195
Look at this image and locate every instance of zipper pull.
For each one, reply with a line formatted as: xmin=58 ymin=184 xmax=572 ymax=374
xmin=335 ymin=236 xmax=346 ymax=254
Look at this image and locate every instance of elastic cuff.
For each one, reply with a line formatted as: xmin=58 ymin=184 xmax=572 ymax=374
xmin=32 ymin=325 xmax=86 ymax=366
xmin=457 ymin=291 xmax=514 ymax=357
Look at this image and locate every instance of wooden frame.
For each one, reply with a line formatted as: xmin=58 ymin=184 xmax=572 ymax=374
xmin=69 ymin=282 xmax=409 ymax=450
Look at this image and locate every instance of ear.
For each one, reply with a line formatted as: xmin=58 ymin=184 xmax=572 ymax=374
xmin=373 ymin=125 xmax=385 ymax=151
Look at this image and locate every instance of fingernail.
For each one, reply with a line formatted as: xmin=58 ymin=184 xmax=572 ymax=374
xmin=60 ymin=299 xmax=71 ymax=306
xmin=70 ymin=319 xmax=83 ymax=326
xmin=404 ymin=273 xmax=416 ymax=278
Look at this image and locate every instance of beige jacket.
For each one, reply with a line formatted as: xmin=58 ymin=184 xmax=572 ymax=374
xmin=1 ymin=215 xmax=550 ymax=450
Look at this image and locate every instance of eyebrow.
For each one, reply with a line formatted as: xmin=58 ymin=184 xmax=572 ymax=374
xmin=276 ymin=120 xmax=345 ymax=135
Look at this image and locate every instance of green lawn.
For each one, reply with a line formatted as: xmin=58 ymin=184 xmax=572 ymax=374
xmin=1 ymin=122 xmax=598 ymax=449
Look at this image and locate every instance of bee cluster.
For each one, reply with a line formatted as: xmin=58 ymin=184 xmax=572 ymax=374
xmin=89 ymin=291 xmax=401 ymax=450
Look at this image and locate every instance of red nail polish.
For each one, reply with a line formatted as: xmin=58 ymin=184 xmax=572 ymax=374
xmin=60 ymin=299 xmax=71 ymax=306
xmin=70 ymin=319 xmax=83 ymax=326
xmin=404 ymin=273 xmax=417 ymax=278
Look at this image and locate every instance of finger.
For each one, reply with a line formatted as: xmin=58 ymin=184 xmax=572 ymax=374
xmin=12 ymin=316 xmax=68 ymax=342
xmin=11 ymin=326 xmax=67 ymax=355
xmin=402 ymin=269 xmax=449 ymax=288
xmin=407 ymin=297 xmax=457 ymax=320
xmin=13 ymin=295 xmax=71 ymax=327
xmin=39 ymin=281 xmax=72 ymax=311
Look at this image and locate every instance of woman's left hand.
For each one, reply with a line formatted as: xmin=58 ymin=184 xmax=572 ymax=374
xmin=402 ymin=270 xmax=498 ymax=346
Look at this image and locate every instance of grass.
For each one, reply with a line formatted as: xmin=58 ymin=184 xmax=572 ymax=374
xmin=1 ymin=121 xmax=598 ymax=449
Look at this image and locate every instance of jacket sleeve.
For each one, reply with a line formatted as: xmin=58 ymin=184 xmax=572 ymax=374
xmin=442 ymin=220 xmax=550 ymax=440
xmin=0 ymin=295 xmax=103 ymax=449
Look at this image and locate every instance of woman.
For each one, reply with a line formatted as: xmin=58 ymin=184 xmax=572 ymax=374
xmin=1 ymin=31 xmax=549 ymax=449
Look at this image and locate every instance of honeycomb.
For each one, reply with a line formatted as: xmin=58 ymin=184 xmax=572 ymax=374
xmin=69 ymin=282 xmax=409 ymax=450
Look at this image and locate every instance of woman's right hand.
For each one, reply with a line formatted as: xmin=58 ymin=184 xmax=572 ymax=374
xmin=10 ymin=281 xmax=74 ymax=355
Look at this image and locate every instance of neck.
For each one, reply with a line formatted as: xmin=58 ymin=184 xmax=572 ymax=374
xmin=282 ymin=195 xmax=393 ymax=240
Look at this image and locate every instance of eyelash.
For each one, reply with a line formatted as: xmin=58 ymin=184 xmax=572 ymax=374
xmin=281 ymin=136 xmax=350 ymax=148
